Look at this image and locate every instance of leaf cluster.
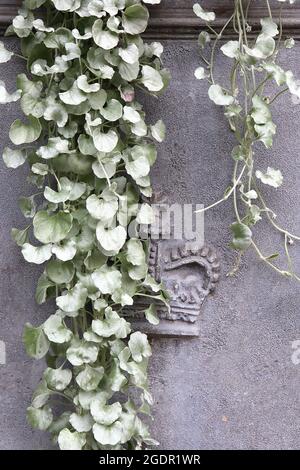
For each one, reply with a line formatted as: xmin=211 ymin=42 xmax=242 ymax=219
xmin=1 ymin=0 xmax=169 ymax=450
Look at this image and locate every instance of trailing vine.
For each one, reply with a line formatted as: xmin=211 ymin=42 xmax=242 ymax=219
xmin=1 ymin=0 xmax=169 ymax=450
xmin=194 ymin=0 xmax=300 ymax=280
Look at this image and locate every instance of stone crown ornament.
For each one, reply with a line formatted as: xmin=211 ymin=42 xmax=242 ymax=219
xmin=126 ymin=238 xmax=220 ymax=337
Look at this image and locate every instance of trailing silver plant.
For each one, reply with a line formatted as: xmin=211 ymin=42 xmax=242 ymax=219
xmin=0 ymin=0 xmax=170 ymax=450
xmin=193 ymin=0 xmax=300 ymax=280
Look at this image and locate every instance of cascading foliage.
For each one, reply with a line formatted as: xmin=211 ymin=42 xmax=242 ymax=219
xmin=0 ymin=0 xmax=169 ymax=450
xmin=193 ymin=0 xmax=300 ymax=280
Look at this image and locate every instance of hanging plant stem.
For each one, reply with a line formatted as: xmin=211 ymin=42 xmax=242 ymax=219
xmin=193 ymin=0 xmax=300 ymax=281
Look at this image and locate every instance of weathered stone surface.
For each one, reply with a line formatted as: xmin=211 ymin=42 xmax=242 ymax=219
xmin=144 ymin=41 xmax=300 ymax=450
xmin=0 ymin=37 xmax=299 ymax=450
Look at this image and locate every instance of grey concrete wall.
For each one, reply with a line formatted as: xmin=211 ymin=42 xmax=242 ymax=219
xmin=0 ymin=37 xmax=300 ymax=450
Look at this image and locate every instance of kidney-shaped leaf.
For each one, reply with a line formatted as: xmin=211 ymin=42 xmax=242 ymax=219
xmin=122 ymin=4 xmax=149 ymax=35
xmin=58 ymin=428 xmax=86 ymax=450
xmin=9 ymin=116 xmax=42 ymax=145
xmin=56 ymin=283 xmax=88 ymax=312
xmin=33 ymin=211 xmax=73 ymax=244
xmin=91 ymin=399 xmax=122 ymax=426
xmin=44 ymin=367 xmax=72 ymax=391
xmin=230 ymin=222 xmax=252 ymax=251
xmin=76 ymin=364 xmax=104 ymax=392
xmin=43 ymin=314 xmax=73 ymax=344
xmin=23 ymin=323 xmax=50 ymax=359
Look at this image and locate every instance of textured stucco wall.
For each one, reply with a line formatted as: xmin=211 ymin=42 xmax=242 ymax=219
xmin=0 ymin=37 xmax=299 ymax=450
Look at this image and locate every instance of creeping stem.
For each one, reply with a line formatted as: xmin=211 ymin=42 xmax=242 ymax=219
xmin=197 ymin=0 xmax=300 ymax=281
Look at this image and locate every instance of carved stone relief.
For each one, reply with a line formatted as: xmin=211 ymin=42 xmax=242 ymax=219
xmin=126 ymin=236 xmax=220 ymax=337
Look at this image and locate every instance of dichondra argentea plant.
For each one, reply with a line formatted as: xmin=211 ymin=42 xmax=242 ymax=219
xmin=194 ymin=0 xmax=300 ymax=280
xmin=0 ymin=0 xmax=169 ymax=450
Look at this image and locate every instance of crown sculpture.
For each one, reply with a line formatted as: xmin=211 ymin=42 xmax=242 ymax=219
xmin=126 ymin=227 xmax=220 ymax=337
